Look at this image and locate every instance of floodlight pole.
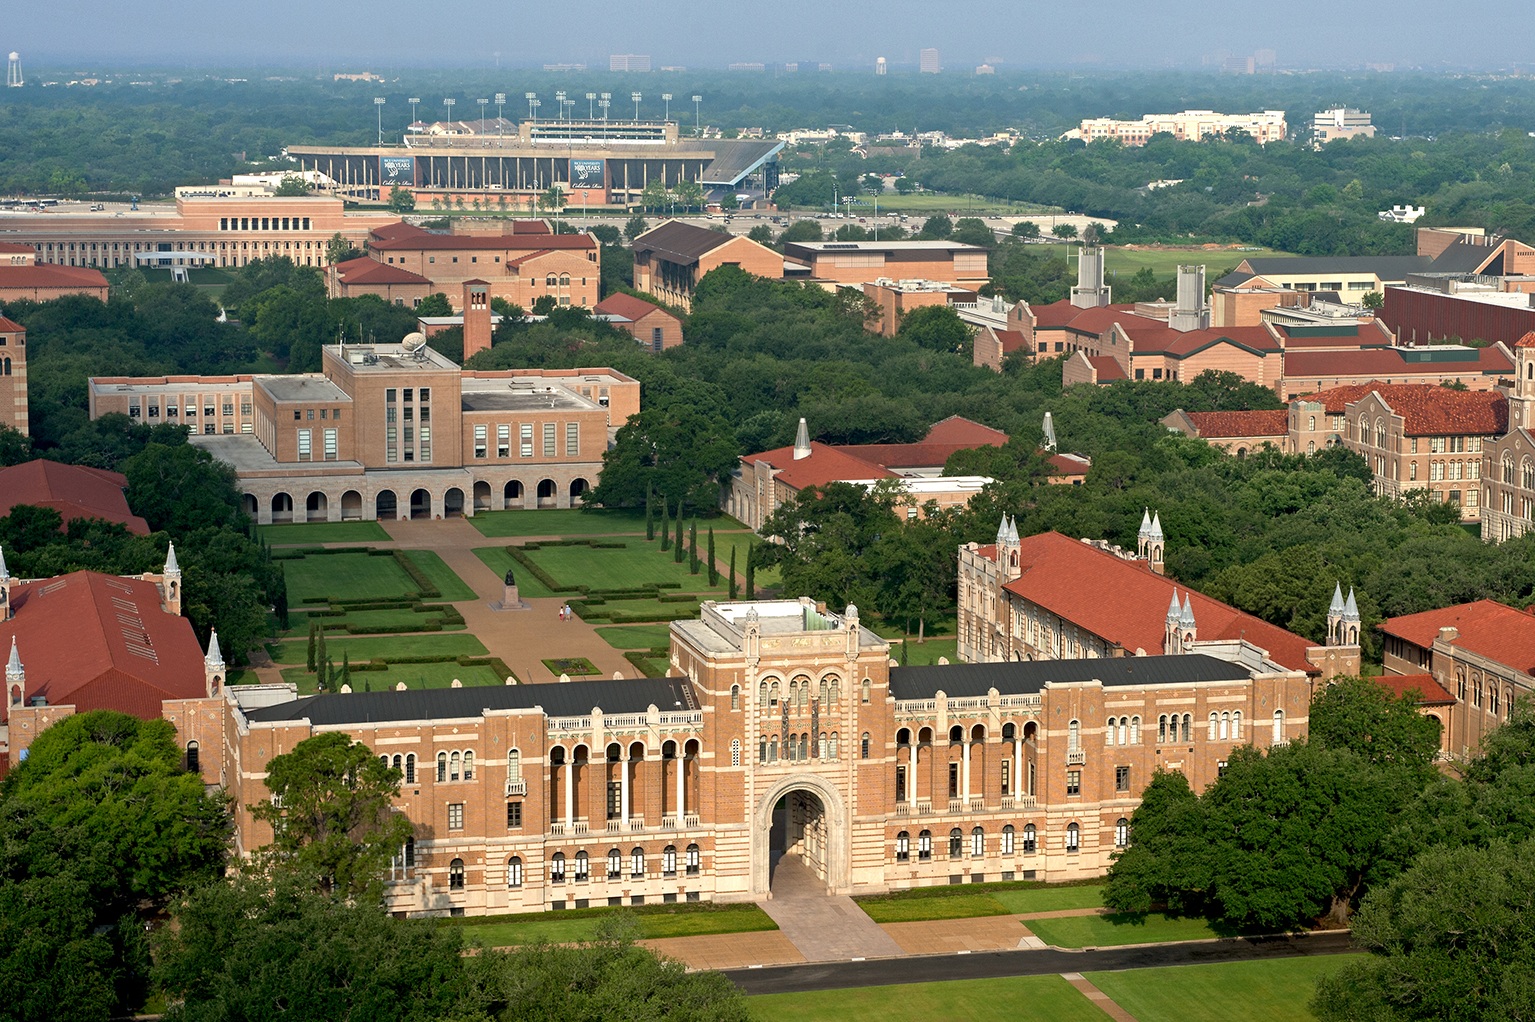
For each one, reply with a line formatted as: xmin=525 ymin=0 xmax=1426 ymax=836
xmin=586 ymin=92 xmax=596 ymax=119
xmin=692 ymin=95 xmax=702 ymax=137
xmin=374 ymin=97 xmax=385 ymax=146
xmin=525 ymin=92 xmax=537 ymax=121
xmin=632 ymin=91 xmax=642 ymax=121
xmin=408 ymin=97 xmax=420 ymax=129
xmin=662 ymin=93 xmax=672 ymax=122
xmin=556 ymin=89 xmax=567 ymax=121
xmin=495 ymin=93 xmax=506 ymax=142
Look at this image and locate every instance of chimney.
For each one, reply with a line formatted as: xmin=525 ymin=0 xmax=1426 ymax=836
xmin=1436 ymin=625 xmax=1460 ymax=644
xmin=1168 ymin=265 xmax=1210 ymax=332
xmin=462 ymin=280 xmax=493 ymax=362
xmin=793 ymin=417 xmax=811 ymax=460
xmin=1069 ymin=244 xmax=1112 ymax=309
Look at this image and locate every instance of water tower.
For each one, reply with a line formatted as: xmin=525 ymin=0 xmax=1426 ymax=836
xmin=6 ymin=52 xmax=21 ymax=89
xmin=875 ymin=56 xmax=887 ymax=76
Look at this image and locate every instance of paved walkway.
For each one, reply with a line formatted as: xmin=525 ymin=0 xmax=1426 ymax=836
xmin=640 ymin=931 xmax=805 ymax=970
xmin=1062 ymin=972 xmax=1140 ymax=1022
xmin=756 ymin=855 xmax=904 ymax=962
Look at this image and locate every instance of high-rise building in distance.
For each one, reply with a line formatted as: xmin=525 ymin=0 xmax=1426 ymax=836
xmin=919 ymin=48 xmax=940 ymax=74
xmin=609 ymin=53 xmax=652 ymax=72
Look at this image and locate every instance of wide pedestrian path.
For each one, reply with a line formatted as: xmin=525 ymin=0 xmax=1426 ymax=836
xmin=752 ymin=855 xmax=905 ymax=962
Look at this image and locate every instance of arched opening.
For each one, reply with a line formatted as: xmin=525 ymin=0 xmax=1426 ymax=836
xmin=375 ymin=489 xmax=398 ymax=520
xmin=770 ymin=787 xmax=830 ymax=892
xmin=503 ymin=480 xmax=524 ymax=509
xmin=473 ymin=481 xmax=492 ymax=512
xmin=536 ymin=478 xmax=558 ymax=508
xmin=569 ymin=477 xmax=590 ymax=502
xmin=271 ymin=492 xmax=294 ymax=523
xmin=410 ymin=488 xmax=432 ymax=519
xmin=241 ymin=493 xmax=258 ymax=516
xmin=443 ymin=487 xmax=465 ymax=517
xmin=340 ymin=490 xmax=362 ymax=520
xmin=305 ymin=491 xmax=328 ymax=522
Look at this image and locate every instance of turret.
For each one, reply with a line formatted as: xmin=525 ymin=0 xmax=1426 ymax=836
xmin=6 ymin=637 xmax=23 ymax=709
xmin=1163 ymin=589 xmax=1182 ymax=654
xmin=1136 ymin=509 xmax=1153 ymax=559
xmin=205 ymin=629 xmax=225 ymax=697
xmin=0 ymin=543 xmax=10 ymax=621
xmin=793 ymin=417 xmax=811 ymax=460
xmin=998 ymin=514 xmax=1021 ymax=580
xmin=1147 ymin=512 xmax=1165 ymax=575
xmin=1342 ymin=587 xmax=1361 ymax=646
xmin=1179 ymin=593 xmax=1197 ymax=649
xmin=1326 ymin=582 xmax=1346 ymax=645
xmin=163 ymin=541 xmax=182 ymax=615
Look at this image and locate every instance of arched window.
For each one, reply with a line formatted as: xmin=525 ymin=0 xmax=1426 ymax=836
xmin=730 ymin=685 xmax=740 ymax=710
xmin=462 ymin=751 xmax=474 ymax=780
xmin=1273 ymin=709 xmax=1285 ymax=743
xmin=769 ymin=736 xmax=778 ymax=762
xmin=1105 ymin=717 xmax=1117 ymax=746
xmin=550 ymin=852 xmax=566 ymax=884
xmin=862 ymin=678 xmax=871 ymax=704
xmin=186 ymin=741 xmax=200 ymax=773
xmin=861 ymin=732 xmax=871 ymax=759
xmin=449 ymin=858 xmax=465 ymax=889
xmin=730 ymin=738 xmax=741 ymax=766
xmin=1117 ymin=718 xmax=1128 ymax=745
xmin=405 ymin=754 xmax=416 ymax=784
xmin=769 ymin=681 xmax=780 ymax=706
xmin=545 ymin=273 xmax=557 ymax=287
xmin=1208 ymin=713 xmax=1218 ymax=740
xmin=1066 ymin=823 xmax=1080 ymax=852
xmin=607 ymin=848 xmax=622 ymax=879
xmin=559 ymin=273 xmax=570 ymax=287
xmin=507 ymin=856 xmax=523 ymax=888
xmin=1308 ymin=415 xmax=1316 ymax=430
xmin=949 ymin=828 xmax=963 ymax=859
xmin=686 ymin=843 xmax=701 ymax=875
xmin=437 ymin=752 xmax=448 ymax=782
xmin=507 ymin=750 xmax=521 ymax=780
xmin=1116 ymin=818 xmax=1131 ymax=848
xmin=1157 ymin=714 xmax=1168 ymax=743
xmin=575 ymin=850 xmax=589 ymax=881
xmin=450 ymin=751 xmax=461 ymax=781
xmin=1001 ymin=825 xmax=1015 ymax=855
xmin=918 ymin=830 xmax=933 ymax=860
xmin=1231 ymin=711 xmax=1241 ymax=740
xmin=1181 ymin=714 xmax=1192 ymax=742
xmin=829 ymin=733 xmax=839 ymax=759
xmin=392 ymin=754 xmax=402 ymax=772
xmin=896 ymin=831 xmax=911 ymax=861
xmin=1022 ymin=824 xmax=1037 ymax=853
xmin=799 ymin=734 xmax=809 ymax=760
xmin=1129 ymin=716 xmax=1140 ymax=744
xmin=630 ymin=847 xmax=645 ymax=879
xmin=819 ymin=732 xmax=829 ymax=759
xmin=971 ymin=826 xmax=985 ymax=858
xmin=759 ymin=681 xmax=768 ymax=704
xmin=1219 ymin=712 xmax=1229 ymax=740
xmin=663 ymin=845 xmax=678 ymax=877
xmin=758 ymin=736 xmax=767 ymax=763
xmin=1068 ymin=719 xmax=1081 ymax=751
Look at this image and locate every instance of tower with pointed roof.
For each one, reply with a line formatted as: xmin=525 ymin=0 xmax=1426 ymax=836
xmin=205 ymin=629 xmax=225 ymax=697
xmin=1163 ymin=589 xmax=1183 ymax=654
xmin=1512 ymin=332 xmax=1535 ymax=432
xmin=1326 ymin=582 xmax=1347 ymax=645
xmin=1341 ymin=587 xmax=1361 ymax=646
xmin=997 ymin=514 xmax=1021 ymax=582
xmin=0 ymin=544 xmax=11 ymax=621
xmin=5 ymin=637 xmax=22 ymax=709
xmin=162 ymin=542 xmax=182 ymax=616
xmin=1146 ymin=512 xmax=1165 ymax=575
xmin=1179 ymin=593 xmax=1197 ymax=649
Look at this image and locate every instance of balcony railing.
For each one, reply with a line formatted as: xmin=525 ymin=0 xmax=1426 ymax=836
xmin=1067 ymin=749 xmax=1086 ymax=765
xmin=505 ymin=779 xmax=527 ymax=797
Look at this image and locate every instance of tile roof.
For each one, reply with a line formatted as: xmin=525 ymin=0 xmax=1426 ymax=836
xmin=368 ymin=230 xmax=595 ymax=253
xmin=746 ymin=417 xmax=1007 ymax=486
xmin=0 ymin=316 xmax=24 ymax=333
xmin=1294 ymin=382 xmax=1385 ymax=413
xmin=890 ymin=653 xmax=1250 ymax=699
xmin=1374 ymin=673 xmax=1456 ymax=706
xmin=594 ymin=293 xmax=667 ymax=323
xmin=1 ymin=571 xmax=206 ymax=722
xmin=999 ymin=532 xmax=1320 ymax=674
xmin=1033 ymin=301 xmax=1144 ymax=330
xmin=1185 ymin=410 xmax=1290 ymax=438
xmin=1087 ymin=356 xmax=1127 ymax=381
xmin=924 ymin=416 xmax=1009 ymax=447
xmin=744 ymin=440 xmax=898 ymax=491
xmin=0 ymin=460 xmax=149 ymax=534
xmin=1517 ymin=332 xmax=1535 ymax=349
xmin=0 ymin=263 xmax=109 ymax=289
xmin=632 ymin=219 xmax=740 ymax=263
xmin=1379 ymin=599 xmax=1535 ymax=676
xmin=0 ymin=242 xmax=34 ymax=254
xmin=1356 ymin=384 xmax=1507 ymax=436
xmin=333 ymin=256 xmax=431 ymax=286
xmin=244 ymin=676 xmax=695 ymax=726
xmin=1046 ymin=452 xmax=1092 ymax=477
xmin=1283 ymin=346 xmax=1513 ymax=380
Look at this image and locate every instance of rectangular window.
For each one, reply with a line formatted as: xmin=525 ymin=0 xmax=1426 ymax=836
xmin=506 ymin=802 xmax=522 ymax=828
xmin=297 ymin=429 xmax=312 ymax=461
xmin=448 ymin=803 xmax=464 ymax=830
xmin=565 ymin=422 xmax=579 ymax=456
xmin=498 ymin=424 xmax=511 ymax=458
xmin=520 ymin=423 xmax=534 ymax=457
xmin=419 ymin=426 xmax=431 ymax=462
xmin=323 ymin=428 xmax=337 ymax=461
xmin=474 ymin=424 xmax=488 ymax=459
xmin=543 ymin=422 xmax=557 ymax=457
xmin=1066 ymin=770 xmax=1081 ymax=796
xmin=385 ymin=425 xmax=398 ymax=463
xmin=948 ymin=762 xmax=960 ymax=799
xmin=1115 ymin=766 xmax=1130 ymax=792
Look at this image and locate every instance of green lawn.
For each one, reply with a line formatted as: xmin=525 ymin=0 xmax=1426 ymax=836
xmin=888 ymin=638 xmax=959 ymax=667
xmin=1102 ymin=245 xmax=1296 ymax=279
xmin=399 ymin=549 xmax=478 ymax=601
xmin=469 ymin=509 xmax=650 ymax=538
xmin=578 ymin=596 xmax=705 ymax=623
xmin=258 ymin=521 xmax=391 ymax=545
xmin=1084 ymin=955 xmax=1366 ymax=1022
xmin=473 ymin=547 xmax=559 ymax=598
xmin=595 ymin=624 xmax=674 ymax=650
xmin=856 ymin=882 xmax=1105 ymax=923
xmin=281 ymin=660 xmax=507 ymax=694
xmin=282 ymin=551 xmax=420 ymax=604
xmin=718 ymin=534 xmax=781 ymax=589
xmin=268 ymin=633 xmax=488 ymax=665
xmin=523 ymin=541 xmax=723 ymax=593
xmin=454 ymin=902 xmax=776 ymax=947
xmin=748 ymin=974 xmax=1110 ymax=1022
xmin=283 ymin=606 xmax=463 ymax=639
xmin=1026 ymin=911 xmax=1231 ymax=948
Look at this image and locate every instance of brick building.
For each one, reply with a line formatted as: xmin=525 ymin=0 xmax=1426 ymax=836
xmin=780 ymin=240 xmax=989 ymax=292
xmin=0 ymin=459 xmax=149 ymax=534
xmin=221 ymin=595 xmax=1314 ymax=916
xmin=1481 ymin=336 xmax=1535 ymax=541
xmin=1158 ymin=409 xmax=1289 ymax=458
xmin=0 ymin=243 xmax=109 ymax=303
xmin=89 ymin=308 xmax=639 ymax=524
xmin=631 ymin=221 xmax=783 ymax=311
xmin=593 ymin=293 xmax=684 ymax=352
xmin=0 ymin=316 xmax=25 ymax=436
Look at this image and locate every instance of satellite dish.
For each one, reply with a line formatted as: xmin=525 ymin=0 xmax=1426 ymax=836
xmin=401 ymin=332 xmax=427 ymax=353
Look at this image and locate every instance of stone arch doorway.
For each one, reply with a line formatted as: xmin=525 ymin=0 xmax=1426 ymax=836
xmin=752 ymin=774 xmax=847 ymax=897
xmin=375 ymin=489 xmax=398 ymax=520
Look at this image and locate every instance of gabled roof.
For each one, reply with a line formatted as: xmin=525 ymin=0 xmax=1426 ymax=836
xmin=1185 ymin=410 xmax=1289 ymax=438
xmin=1294 ymin=382 xmax=1387 ymax=413
xmin=333 ymin=256 xmax=431 ymax=287
xmin=244 ymin=675 xmax=695 ymax=726
xmin=368 ymin=227 xmax=596 ymax=253
xmin=923 ymin=415 xmax=1009 ymax=447
xmin=0 ymin=263 xmax=109 ymax=289
xmin=632 ymin=220 xmax=742 ymax=263
xmin=0 ymin=460 xmax=149 ymax=535
xmin=1425 ymin=239 xmax=1500 ymax=275
xmin=1379 ymin=600 xmax=1535 ymax=676
xmin=1354 ymin=384 xmax=1507 ymax=436
xmin=744 ymin=440 xmax=898 ymax=491
xmin=1087 ymin=355 xmax=1127 ymax=381
xmin=1 ymin=571 xmax=205 ymax=721
xmin=0 ymin=316 xmax=24 ymax=333
xmin=890 ymin=653 xmax=1250 ymax=699
xmin=998 ymin=531 xmax=1320 ymax=674
xmin=1284 ymin=346 xmax=1513 ymax=380
xmin=1374 ymin=673 xmax=1456 ymax=706
xmin=594 ymin=292 xmax=670 ymax=323
xmin=1047 ymin=452 xmax=1092 ymax=477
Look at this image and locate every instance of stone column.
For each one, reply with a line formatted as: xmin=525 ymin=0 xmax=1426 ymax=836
xmin=620 ymin=754 xmax=631 ymax=824
xmin=675 ymin=751 xmax=686 ymax=819
xmin=1013 ymin=740 xmax=1022 ymax=799
xmin=563 ymin=760 xmax=574 ymax=830
xmin=908 ymin=744 xmax=918 ymax=808
xmin=962 ymin=740 xmax=971 ymax=803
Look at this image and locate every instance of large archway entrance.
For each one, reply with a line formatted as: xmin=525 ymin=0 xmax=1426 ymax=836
xmin=752 ymin=775 xmax=847 ymax=897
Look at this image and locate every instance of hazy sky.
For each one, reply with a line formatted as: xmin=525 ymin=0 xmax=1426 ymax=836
xmin=8 ymin=0 xmax=1534 ymax=70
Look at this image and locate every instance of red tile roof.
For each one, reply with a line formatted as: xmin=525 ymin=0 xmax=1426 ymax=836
xmin=1516 ymin=332 xmax=1535 ymax=349
xmin=0 ymin=460 xmax=149 ymax=535
xmin=0 ymin=263 xmax=109 ymax=290
xmin=0 ymin=316 xmax=23 ymax=333
xmin=991 ymin=328 xmax=1028 ymax=353
xmin=1284 ymin=347 xmax=1514 ymax=380
xmin=1356 ymin=384 xmax=1507 ymax=436
xmin=1375 ymin=673 xmax=1456 ymax=706
xmin=0 ymin=242 xmax=34 ymax=254
xmin=1295 ymin=383 xmax=1384 ymax=413
xmin=923 ymin=416 xmax=1009 ymax=447
xmin=999 ymin=531 xmax=1320 ymax=674
xmin=1047 ymin=452 xmax=1091 ymax=477
xmin=1380 ymin=600 xmax=1535 ymax=676
xmin=745 ymin=441 xmax=898 ymax=491
xmin=1 ymin=571 xmax=206 ymax=722
xmin=1032 ymin=301 xmax=1147 ymax=331
xmin=333 ymin=256 xmax=431 ymax=287
xmin=1186 ymin=410 xmax=1290 ymax=438
xmin=594 ymin=293 xmax=668 ymax=322
xmin=1087 ymin=356 xmax=1127 ymax=381
xmin=369 ymin=231 xmax=596 ymax=252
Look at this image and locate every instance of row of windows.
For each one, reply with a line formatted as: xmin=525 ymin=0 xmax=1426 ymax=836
xmin=757 ymin=675 xmax=867 ymax=709
xmin=757 ymin=733 xmax=842 ymax=763
xmin=219 ymin=216 xmax=314 ymax=231
xmin=473 ymin=422 xmax=580 ymax=459
xmin=499 ymin=845 xmax=703 ymax=888
xmin=894 ymin=821 xmax=1125 ymax=860
xmin=1457 ymin=671 xmax=1515 ymax=718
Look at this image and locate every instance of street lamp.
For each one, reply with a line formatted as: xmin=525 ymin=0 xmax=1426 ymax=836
xmin=525 ymin=91 xmax=537 ymax=121
xmin=662 ymin=93 xmax=672 ymax=122
xmin=494 ymin=93 xmax=506 ymax=141
xmin=374 ymin=97 xmax=385 ymax=146
xmin=631 ymin=91 xmax=642 ymax=121
xmin=586 ymin=92 xmax=596 ymax=119
xmin=555 ymin=89 xmax=567 ymax=121
xmin=692 ymin=94 xmax=702 ymax=137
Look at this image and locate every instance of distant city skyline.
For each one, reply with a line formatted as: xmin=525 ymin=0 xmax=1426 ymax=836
xmin=10 ymin=0 xmax=1535 ymax=71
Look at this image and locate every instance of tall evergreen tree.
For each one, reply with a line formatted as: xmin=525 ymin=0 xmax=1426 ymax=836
xmin=315 ymin=629 xmax=328 ymax=684
xmin=707 ymin=527 xmax=718 ymax=585
xmin=645 ymin=497 xmax=655 ymax=542
xmin=728 ymin=547 xmax=739 ymax=599
xmin=688 ymin=521 xmax=700 ymax=574
xmin=674 ymin=506 xmax=686 ymax=564
xmin=660 ymin=502 xmax=671 ymax=551
xmin=306 ymin=620 xmax=318 ymax=673
xmin=745 ymin=555 xmax=756 ymax=599
xmin=340 ymin=651 xmax=352 ymax=690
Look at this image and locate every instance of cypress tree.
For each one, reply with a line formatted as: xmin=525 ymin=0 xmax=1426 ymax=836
xmin=341 ymin=651 xmax=352 ymax=690
xmin=728 ymin=547 xmax=739 ymax=600
xmin=900 ymin=638 xmax=910 ymax=665
xmin=315 ymin=628 xmax=328 ymax=681
xmin=707 ymin=527 xmax=718 ymax=585
xmin=674 ymin=506 xmax=686 ymax=563
xmin=688 ymin=521 xmax=700 ymax=574
xmin=306 ymin=620 xmax=318 ymax=673
xmin=745 ymin=556 xmax=756 ymax=599
xmin=645 ymin=497 xmax=655 ymax=541
xmin=274 ymin=563 xmax=290 ymax=629
xmin=660 ymin=501 xmax=671 ymax=551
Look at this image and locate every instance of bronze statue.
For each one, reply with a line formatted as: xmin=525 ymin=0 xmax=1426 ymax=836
xmin=504 ymin=568 xmax=516 ymax=585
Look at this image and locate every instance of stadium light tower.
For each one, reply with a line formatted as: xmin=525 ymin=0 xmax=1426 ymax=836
xmin=555 ymin=89 xmax=567 ymax=121
xmin=586 ymin=92 xmax=596 ymax=119
xmin=374 ymin=97 xmax=385 ymax=146
xmin=692 ymin=95 xmax=702 ymax=137
xmin=599 ymin=93 xmax=611 ymax=141
xmin=631 ymin=91 xmax=642 ymax=121
xmin=525 ymin=92 xmax=537 ymax=120
xmin=443 ymin=97 xmax=455 ymax=126
xmin=408 ymin=97 xmax=420 ymax=130
xmin=494 ymin=93 xmax=506 ymax=140
xmin=662 ymin=93 xmax=672 ymax=122
xmin=477 ymin=97 xmax=488 ymax=133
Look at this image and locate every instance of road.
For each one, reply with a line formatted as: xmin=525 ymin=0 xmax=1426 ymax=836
xmin=722 ymin=929 xmax=1355 ymax=995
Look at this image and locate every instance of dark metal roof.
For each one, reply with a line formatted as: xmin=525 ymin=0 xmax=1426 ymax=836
xmin=244 ymin=676 xmax=694 ymax=727
xmin=632 ymin=220 xmax=737 ymax=264
xmin=889 ymin=654 xmax=1250 ymax=700
xmin=1426 ymin=240 xmax=1497 ymax=275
